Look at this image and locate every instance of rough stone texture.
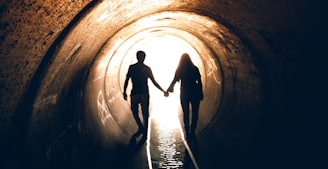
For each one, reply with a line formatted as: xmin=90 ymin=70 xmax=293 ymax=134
xmin=0 ymin=0 xmax=92 ymax=133
xmin=1 ymin=0 xmax=322 ymax=133
xmin=0 ymin=0 xmax=325 ymax=168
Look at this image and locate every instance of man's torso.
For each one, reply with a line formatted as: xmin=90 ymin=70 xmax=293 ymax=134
xmin=128 ymin=63 xmax=151 ymax=95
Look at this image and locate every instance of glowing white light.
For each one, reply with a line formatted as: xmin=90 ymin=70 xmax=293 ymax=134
xmin=150 ymin=94 xmax=181 ymax=130
xmin=138 ymin=35 xmax=197 ymax=129
xmin=143 ymin=35 xmax=199 ymax=89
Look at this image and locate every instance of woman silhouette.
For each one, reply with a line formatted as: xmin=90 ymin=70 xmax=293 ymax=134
xmin=167 ymin=53 xmax=203 ymax=138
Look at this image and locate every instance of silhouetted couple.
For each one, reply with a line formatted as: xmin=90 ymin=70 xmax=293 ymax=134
xmin=123 ymin=51 xmax=203 ymax=143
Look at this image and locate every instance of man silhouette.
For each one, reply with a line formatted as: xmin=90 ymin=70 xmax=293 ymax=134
xmin=123 ymin=50 xmax=167 ymax=140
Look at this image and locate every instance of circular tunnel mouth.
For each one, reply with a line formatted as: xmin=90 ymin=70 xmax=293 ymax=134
xmin=85 ymin=11 xmax=225 ymax=146
xmin=30 ymin=6 xmax=261 ymax=154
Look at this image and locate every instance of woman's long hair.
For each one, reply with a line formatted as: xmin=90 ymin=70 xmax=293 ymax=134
xmin=176 ymin=53 xmax=195 ymax=76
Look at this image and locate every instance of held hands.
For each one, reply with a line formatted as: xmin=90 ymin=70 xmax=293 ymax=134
xmin=164 ymin=86 xmax=173 ymax=97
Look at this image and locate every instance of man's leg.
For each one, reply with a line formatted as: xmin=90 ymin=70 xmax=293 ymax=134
xmin=140 ymin=94 xmax=150 ymax=136
xmin=131 ymin=95 xmax=144 ymax=134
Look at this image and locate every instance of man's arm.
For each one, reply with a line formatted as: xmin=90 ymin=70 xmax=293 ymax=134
xmin=150 ymin=76 xmax=164 ymax=92
xmin=151 ymin=77 xmax=169 ymax=97
xmin=123 ymin=73 xmax=130 ymax=100
xmin=123 ymin=77 xmax=129 ymax=100
xmin=148 ymin=70 xmax=165 ymax=92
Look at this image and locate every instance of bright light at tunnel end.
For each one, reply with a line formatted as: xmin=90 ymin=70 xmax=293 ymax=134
xmin=142 ymin=35 xmax=199 ymax=129
xmin=143 ymin=35 xmax=200 ymax=89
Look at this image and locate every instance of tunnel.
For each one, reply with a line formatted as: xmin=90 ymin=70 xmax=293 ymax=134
xmin=0 ymin=1 xmax=324 ymax=169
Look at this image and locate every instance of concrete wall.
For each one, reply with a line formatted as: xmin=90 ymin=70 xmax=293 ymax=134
xmin=0 ymin=0 xmax=93 ymax=135
xmin=0 ymin=0 xmax=324 ymax=169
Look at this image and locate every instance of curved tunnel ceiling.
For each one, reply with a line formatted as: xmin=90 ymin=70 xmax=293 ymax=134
xmin=0 ymin=0 xmax=323 ymax=168
xmin=86 ymin=11 xmax=226 ymax=146
xmin=29 ymin=0 xmax=262 ymax=160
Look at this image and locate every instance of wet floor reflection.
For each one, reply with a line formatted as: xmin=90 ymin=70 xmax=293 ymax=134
xmin=156 ymin=124 xmax=183 ymax=168
xmin=149 ymin=96 xmax=198 ymax=169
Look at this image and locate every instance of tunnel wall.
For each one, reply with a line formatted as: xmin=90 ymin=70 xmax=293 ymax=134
xmin=0 ymin=1 xmax=94 ymax=168
xmin=0 ymin=0 xmax=324 ymax=169
xmin=0 ymin=0 xmax=92 ymax=132
xmin=44 ymin=2 xmax=263 ymax=160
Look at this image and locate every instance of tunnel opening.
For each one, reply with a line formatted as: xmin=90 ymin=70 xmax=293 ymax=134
xmin=85 ymin=12 xmax=224 ymax=150
xmin=22 ymin=2 xmax=263 ymax=167
xmin=2 ymin=0 xmax=324 ymax=169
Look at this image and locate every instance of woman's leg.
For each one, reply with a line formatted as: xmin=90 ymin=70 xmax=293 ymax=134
xmin=181 ymin=96 xmax=190 ymax=135
xmin=190 ymin=100 xmax=200 ymax=135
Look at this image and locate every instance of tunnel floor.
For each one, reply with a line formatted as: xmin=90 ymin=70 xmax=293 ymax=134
xmin=112 ymin=96 xmax=200 ymax=169
xmin=85 ymin=96 xmax=257 ymax=169
xmin=16 ymin=100 xmax=313 ymax=169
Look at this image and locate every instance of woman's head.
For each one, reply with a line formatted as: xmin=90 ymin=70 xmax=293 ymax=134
xmin=179 ymin=53 xmax=193 ymax=67
xmin=176 ymin=53 xmax=195 ymax=75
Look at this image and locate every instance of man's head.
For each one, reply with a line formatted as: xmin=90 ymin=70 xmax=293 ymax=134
xmin=136 ymin=50 xmax=146 ymax=63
